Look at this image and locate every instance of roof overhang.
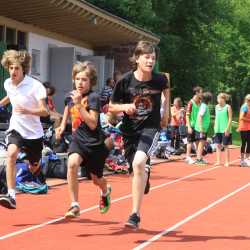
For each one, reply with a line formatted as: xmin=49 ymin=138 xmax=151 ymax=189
xmin=0 ymin=0 xmax=160 ymax=48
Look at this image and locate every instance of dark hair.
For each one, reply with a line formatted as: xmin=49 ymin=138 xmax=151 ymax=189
xmin=106 ymin=77 xmax=113 ymax=86
xmin=202 ymin=92 xmax=212 ymax=104
xmin=43 ymin=81 xmax=56 ymax=96
xmin=193 ymin=86 xmax=203 ymax=95
xmin=130 ymin=40 xmax=159 ymax=70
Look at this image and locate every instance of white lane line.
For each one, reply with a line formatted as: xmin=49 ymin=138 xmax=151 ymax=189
xmin=133 ymin=181 xmax=250 ymax=250
xmin=0 ymin=159 xmax=239 ymax=240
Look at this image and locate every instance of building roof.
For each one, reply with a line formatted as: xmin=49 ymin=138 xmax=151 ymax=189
xmin=0 ymin=0 xmax=160 ymax=48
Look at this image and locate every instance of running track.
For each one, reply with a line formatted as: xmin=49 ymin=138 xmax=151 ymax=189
xmin=0 ymin=148 xmax=250 ymax=250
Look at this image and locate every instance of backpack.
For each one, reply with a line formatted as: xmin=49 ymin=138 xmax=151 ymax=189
xmin=16 ymin=181 xmax=48 ymax=194
xmin=16 ymin=162 xmax=48 ymax=194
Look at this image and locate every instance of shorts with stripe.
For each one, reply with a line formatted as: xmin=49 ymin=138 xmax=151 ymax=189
xmin=123 ymin=128 xmax=160 ymax=167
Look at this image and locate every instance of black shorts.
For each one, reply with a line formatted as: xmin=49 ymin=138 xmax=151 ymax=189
xmin=195 ymin=130 xmax=207 ymax=141
xmin=214 ymin=133 xmax=232 ymax=146
xmin=187 ymin=127 xmax=196 ymax=143
xmin=6 ymin=130 xmax=43 ymax=165
xmin=123 ymin=128 xmax=160 ymax=167
xmin=68 ymin=139 xmax=109 ymax=178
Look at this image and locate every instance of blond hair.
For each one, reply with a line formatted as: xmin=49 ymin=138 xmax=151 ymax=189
xmin=245 ymin=94 xmax=250 ymax=102
xmin=1 ymin=50 xmax=31 ymax=74
xmin=130 ymin=40 xmax=158 ymax=70
xmin=72 ymin=61 xmax=97 ymax=89
xmin=218 ymin=92 xmax=230 ymax=101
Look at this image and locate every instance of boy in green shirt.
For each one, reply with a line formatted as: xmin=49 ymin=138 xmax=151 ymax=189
xmin=195 ymin=92 xmax=212 ymax=165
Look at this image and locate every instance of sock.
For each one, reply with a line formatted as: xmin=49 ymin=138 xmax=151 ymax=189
xmin=8 ymin=189 xmax=16 ymax=199
xmin=71 ymin=201 xmax=80 ymax=208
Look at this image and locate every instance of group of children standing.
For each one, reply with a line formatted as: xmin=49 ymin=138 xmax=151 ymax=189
xmin=171 ymin=86 xmax=250 ymax=167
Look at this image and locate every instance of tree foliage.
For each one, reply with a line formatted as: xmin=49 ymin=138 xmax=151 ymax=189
xmin=88 ymin=0 xmax=250 ymax=109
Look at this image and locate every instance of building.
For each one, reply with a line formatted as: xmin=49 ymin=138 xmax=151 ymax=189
xmin=0 ymin=0 xmax=160 ymax=112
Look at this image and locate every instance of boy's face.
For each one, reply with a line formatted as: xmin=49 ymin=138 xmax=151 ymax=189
xmin=136 ymin=52 xmax=156 ymax=73
xmin=9 ymin=63 xmax=24 ymax=84
xmin=74 ymin=71 xmax=91 ymax=94
xmin=217 ymin=96 xmax=225 ymax=105
xmin=197 ymin=90 xmax=203 ymax=99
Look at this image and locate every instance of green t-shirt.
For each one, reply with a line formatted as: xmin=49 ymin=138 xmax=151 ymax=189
xmin=214 ymin=104 xmax=231 ymax=133
xmin=195 ymin=103 xmax=210 ymax=133
xmin=190 ymin=100 xmax=200 ymax=128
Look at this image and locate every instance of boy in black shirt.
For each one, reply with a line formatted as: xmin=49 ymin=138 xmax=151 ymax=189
xmin=64 ymin=62 xmax=111 ymax=218
xmin=109 ymin=41 xmax=169 ymax=228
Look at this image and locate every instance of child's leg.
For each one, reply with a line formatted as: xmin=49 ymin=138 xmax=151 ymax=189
xmin=197 ymin=139 xmax=205 ymax=160
xmin=131 ymin=150 xmax=148 ymax=215
xmin=215 ymin=144 xmax=221 ymax=165
xmin=224 ymin=146 xmax=230 ymax=166
xmin=67 ymin=153 xmax=82 ymax=203
xmin=91 ymin=174 xmax=108 ymax=194
xmin=240 ymin=131 xmax=247 ymax=161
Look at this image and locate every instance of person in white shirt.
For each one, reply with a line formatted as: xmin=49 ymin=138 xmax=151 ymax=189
xmin=0 ymin=50 xmax=48 ymax=209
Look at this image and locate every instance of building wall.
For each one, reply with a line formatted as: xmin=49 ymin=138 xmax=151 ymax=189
xmin=95 ymin=43 xmax=136 ymax=75
xmin=28 ymin=32 xmax=94 ymax=82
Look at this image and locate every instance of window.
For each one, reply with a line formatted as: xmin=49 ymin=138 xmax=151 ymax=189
xmin=6 ymin=27 xmax=16 ymax=45
xmin=31 ymin=49 xmax=41 ymax=76
xmin=0 ymin=25 xmax=27 ymax=48
xmin=0 ymin=25 xmax=4 ymax=42
xmin=17 ymin=31 xmax=26 ymax=49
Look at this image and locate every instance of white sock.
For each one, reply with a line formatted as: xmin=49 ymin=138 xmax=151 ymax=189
xmin=8 ymin=189 xmax=16 ymax=199
xmin=71 ymin=201 xmax=80 ymax=208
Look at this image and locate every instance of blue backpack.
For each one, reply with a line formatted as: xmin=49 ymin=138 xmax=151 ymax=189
xmin=16 ymin=162 xmax=48 ymax=194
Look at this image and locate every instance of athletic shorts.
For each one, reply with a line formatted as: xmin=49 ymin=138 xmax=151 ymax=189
xmin=123 ymin=128 xmax=160 ymax=167
xmin=187 ymin=127 xmax=196 ymax=143
xmin=68 ymin=139 xmax=109 ymax=178
xmin=195 ymin=130 xmax=207 ymax=141
xmin=214 ymin=133 xmax=232 ymax=146
xmin=6 ymin=130 xmax=43 ymax=165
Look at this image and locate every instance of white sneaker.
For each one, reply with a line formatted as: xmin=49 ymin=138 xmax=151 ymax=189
xmin=185 ymin=156 xmax=195 ymax=165
xmin=240 ymin=160 xmax=248 ymax=167
xmin=246 ymin=159 xmax=250 ymax=167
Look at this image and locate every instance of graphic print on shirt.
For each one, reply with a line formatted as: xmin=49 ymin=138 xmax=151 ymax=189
xmin=129 ymin=87 xmax=160 ymax=121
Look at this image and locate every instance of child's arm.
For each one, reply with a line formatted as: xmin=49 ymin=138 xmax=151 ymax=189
xmin=225 ymin=105 xmax=232 ymax=135
xmin=55 ymin=106 xmax=69 ymax=139
xmin=108 ymin=102 xmax=136 ymax=115
xmin=15 ymin=99 xmax=49 ymax=117
xmin=198 ymin=114 xmax=204 ymax=133
xmin=160 ymin=88 xmax=170 ymax=128
xmin=0 ymin=96 xmax=10 ymax=107
xmin=76 ymin=99 xmax=98 ymax=130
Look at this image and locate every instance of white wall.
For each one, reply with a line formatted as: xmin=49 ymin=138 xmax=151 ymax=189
xmin=28 ymin=32 xmax=94 ymax=82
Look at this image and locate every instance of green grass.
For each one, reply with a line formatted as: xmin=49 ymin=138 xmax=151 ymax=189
xmin=207 ymin=119 xmax=241 ymax=146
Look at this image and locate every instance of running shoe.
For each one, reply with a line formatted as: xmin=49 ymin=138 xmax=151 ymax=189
xmin=195 ymin=159 xmax=207 ymax=165
xmin=99 ymin=185 xmax=112 ymax=214
xmin=125 ymin=213 xmax=141 ymax=229
xmin=64 ymin=205 xmax=80 ymax=218
xmin=144 ymin=165 xmax=151 ymax=194
xmin=185 ymin=156 xmax=195 ymax=165
xmin=0 ymin=194 xmax=16 ymax=209
xmin=240 ymin=160 xmax=248 ymax=167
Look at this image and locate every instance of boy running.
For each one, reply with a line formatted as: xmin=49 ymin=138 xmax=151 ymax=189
xmin=185 ymin=86 xmax=203 ymax=164
xmin=57 ymin=62 xmax=111 ymax=218
xmin=195 ymin=92 xmax=212 ymax=165
xmin=0 ymin=50 xmax=48 ymax=209
xmin=109 ymin=41 xmax=169 ymax=228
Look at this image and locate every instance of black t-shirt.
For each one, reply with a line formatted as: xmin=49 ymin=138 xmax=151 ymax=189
xmin=111 ymin=71 xmax=169 ymax=135
xmin=65 ymin=91 xmax=105 ymax=146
